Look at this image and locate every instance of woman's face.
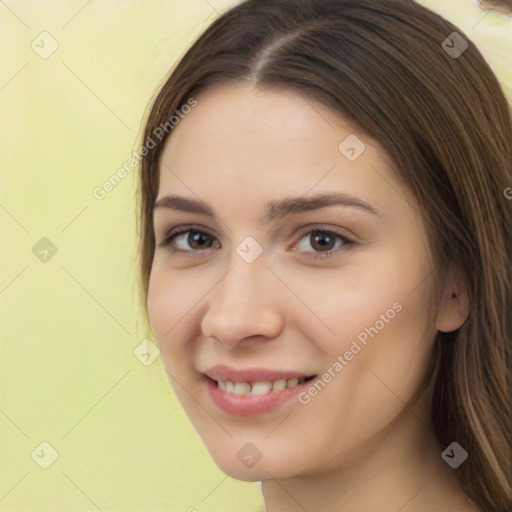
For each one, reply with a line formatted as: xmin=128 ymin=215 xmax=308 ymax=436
xmin=147 ymin=84 xmax=439 ymax=480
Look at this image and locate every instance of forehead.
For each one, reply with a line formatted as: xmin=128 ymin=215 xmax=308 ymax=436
xmin=156 ymin=84 xmax=405 ymax=222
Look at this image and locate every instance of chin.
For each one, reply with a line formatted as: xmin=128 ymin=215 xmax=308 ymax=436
xmin=207 ymin=447 xmax=302 ymax=481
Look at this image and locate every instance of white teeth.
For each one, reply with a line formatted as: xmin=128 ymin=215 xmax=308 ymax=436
xmin=233 ymin=382 xmax=251 ymax=396
xmin=216 ymin=376 xmax=309 ymax=396
xmin=272 ymin=379 xmax=287 ymax=391
xmin=286 ymin=377 xmax=298 ymax=388
xmin=251 ymin=381 xmax=273 ymax=395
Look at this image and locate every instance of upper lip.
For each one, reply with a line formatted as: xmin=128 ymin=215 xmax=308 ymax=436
xmin=203 ymin=365 xmax=316 ymax=383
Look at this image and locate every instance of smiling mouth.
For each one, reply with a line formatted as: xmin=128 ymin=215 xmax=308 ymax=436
xmin=206 ymin=374 xmax=317 ymax=397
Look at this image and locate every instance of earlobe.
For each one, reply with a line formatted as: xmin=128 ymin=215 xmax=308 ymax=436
xmin=435 ymin=266 xmax=470 ymax=333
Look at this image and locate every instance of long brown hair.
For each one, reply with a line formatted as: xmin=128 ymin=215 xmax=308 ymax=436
xmin=136 ymin=1 xmax=512 ymax=509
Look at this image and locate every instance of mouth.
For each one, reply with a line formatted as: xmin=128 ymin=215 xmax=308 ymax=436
xmin=201 ymin=367 xmax=318 ymax=416
xmin=205 ymin=374 xmax=317 ymax=396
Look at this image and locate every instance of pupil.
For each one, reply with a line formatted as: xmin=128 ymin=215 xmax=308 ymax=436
xmin=191 ymin=231 xmax=209 ymax=249
xmin=312 ymin=232 xmax=334 ymax=251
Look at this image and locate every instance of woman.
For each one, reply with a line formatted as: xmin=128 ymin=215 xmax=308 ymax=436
xmin=137 ymin=0 xmax=511 ymax=510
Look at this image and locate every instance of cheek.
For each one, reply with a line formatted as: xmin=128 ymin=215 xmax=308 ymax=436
xmin=298 ymin=245 xmax=435 ymax=416
xmin=357 ymin=287 xmax=436 ymax=407
xmin=146 ymin=265 xmax=193 ymax=358
xmin=288 ymin=246 xmax=425 ymax=356
xmin=292 ymin=293 xmax=434 ymax=473
xmin=333 ymin=298 xmax=433 ymax=429
xmin=147 ymin=268 xmax=170 ymax=342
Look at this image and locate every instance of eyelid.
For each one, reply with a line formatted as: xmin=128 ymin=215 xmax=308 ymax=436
xmin=159 ymin=222 xmax=357 ymax=244
xmin=291 ymin=223 xmax=358 ymax=244
xmin=158 ymin=223 xmax=357 ymax=259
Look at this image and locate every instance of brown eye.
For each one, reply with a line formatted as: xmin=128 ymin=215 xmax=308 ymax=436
xmin=183 ymin=231 xmax=216 ymax=250
xmin=294 ymin=228 xmax=354 ymax=260
xmin=308 ymin=231 xmax=339 ymax=252
xmin=160 ymin=227 xmax=220 ymax=253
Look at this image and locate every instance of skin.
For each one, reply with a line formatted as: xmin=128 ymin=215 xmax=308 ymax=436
xmin=147 ymin=84 xmax=477 ymax=511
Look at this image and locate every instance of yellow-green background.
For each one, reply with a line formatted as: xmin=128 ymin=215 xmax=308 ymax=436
xmin=0 ymin=1 xmax=509 ymax=511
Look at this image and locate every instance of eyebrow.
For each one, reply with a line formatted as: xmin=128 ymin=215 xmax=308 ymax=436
xmin=153 ymin=192 xmax=383 ymax=224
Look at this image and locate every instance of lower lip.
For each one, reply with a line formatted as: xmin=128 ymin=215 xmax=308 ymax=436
xmin=204 ymin=376 xmax=314 ymax=416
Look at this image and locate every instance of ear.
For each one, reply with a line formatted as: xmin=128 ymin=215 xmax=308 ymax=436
xmin=435 ymin=265 xmax=470 ymax=333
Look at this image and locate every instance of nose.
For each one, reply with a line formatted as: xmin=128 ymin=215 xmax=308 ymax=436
xmin=200 ymin=255 xmax=285 ymax=346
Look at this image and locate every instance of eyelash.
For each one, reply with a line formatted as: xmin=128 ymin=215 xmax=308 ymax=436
xmin=158 ymin=224 xmax=355 ymax=261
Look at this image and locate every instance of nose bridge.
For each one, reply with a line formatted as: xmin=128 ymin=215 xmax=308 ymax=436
xmin=214 ymin=245 xmax=269 ymax=312
xmin=214 ymin=232 xmax=269 ymax=301
xmin=200 ymin=243 xmax=284 ymax=344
